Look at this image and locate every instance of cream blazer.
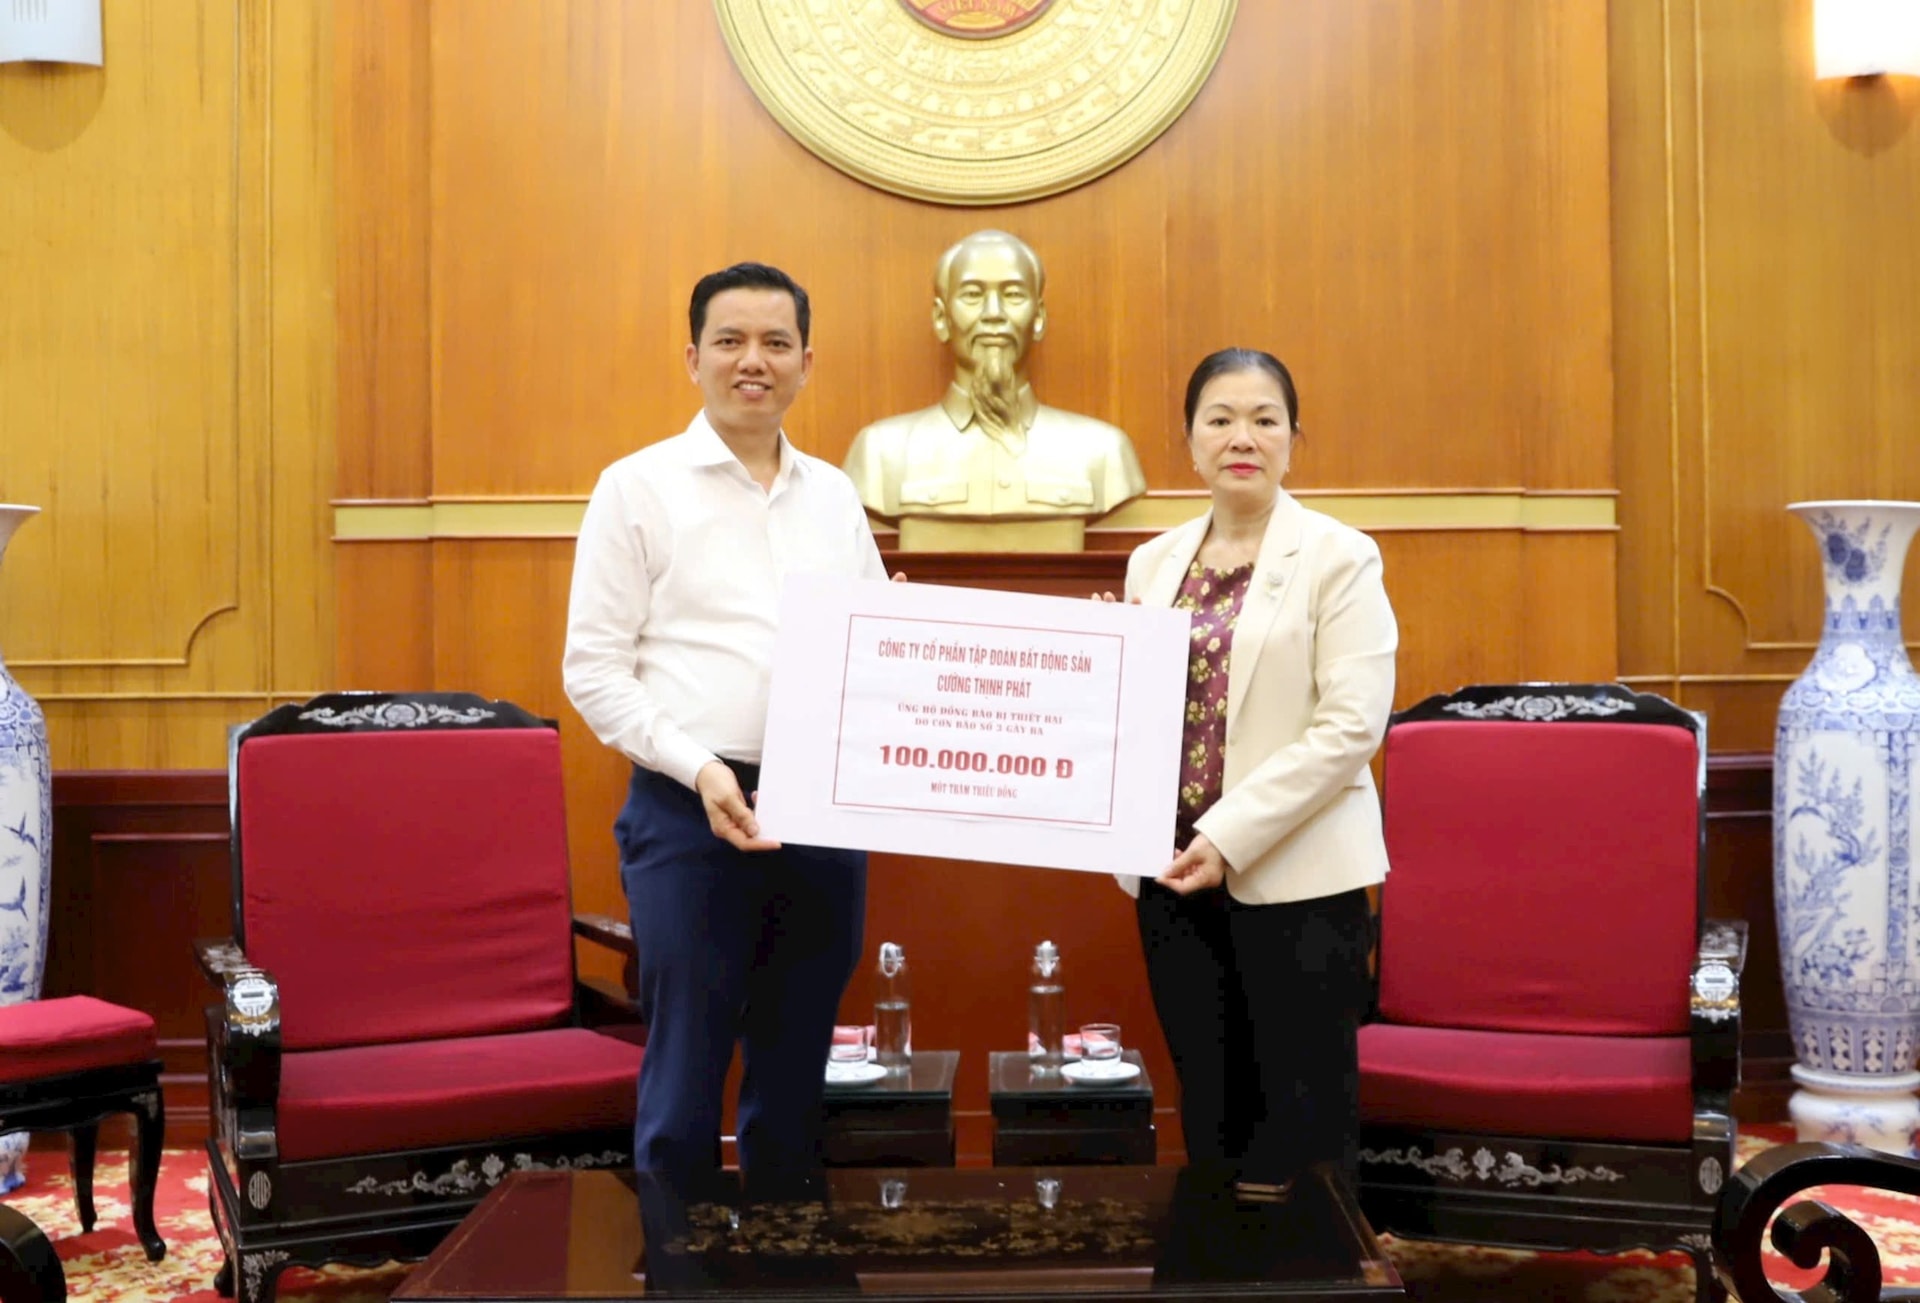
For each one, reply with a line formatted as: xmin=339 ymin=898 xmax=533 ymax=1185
xmin=1118 ymin=491 xmax=1397 ymax=906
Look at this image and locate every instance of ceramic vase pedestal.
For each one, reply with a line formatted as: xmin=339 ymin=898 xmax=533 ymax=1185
xmin=0 ymin=505 xmax=48 ymax=1193
xmin=1775 ymin=500 xmax=1920 ymax=1156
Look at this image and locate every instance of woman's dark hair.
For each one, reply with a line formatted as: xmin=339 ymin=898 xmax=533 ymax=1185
xmin=1182 ymin=348 xmax=1300 ymax=433
xmin=689 ymin=262 xmax=812 ymax=348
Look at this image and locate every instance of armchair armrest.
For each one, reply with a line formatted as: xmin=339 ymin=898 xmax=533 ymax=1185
xmin=195 ymin=937 xmax=282 ymax=1157
xmin=194 ymin=936 xmax=254 ymax=988
xmin=1714 ymin=1141 xmax=1920 ymax=1303
xmin=572 ymin=912 xmax=643 ymax=1037
xmin=1697 ymin=919 xmax=1748 ymax=971
xmin=573 ymin=912 xmax=635 ymax=959
xmin=1690 ymin=919 xmax=1746 ymax=1098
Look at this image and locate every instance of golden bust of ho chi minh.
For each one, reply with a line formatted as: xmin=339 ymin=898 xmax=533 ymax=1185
xmin=844 ymin=230 xmax=1146 ymax=535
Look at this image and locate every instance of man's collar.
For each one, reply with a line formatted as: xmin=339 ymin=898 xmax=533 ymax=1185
xmin=940 ymin=381 xmax=1039 ymax=435
xmin=683 ymin=412 xmax=736 ymax=465
xmin=686 ymin=410 xmax=800 ymax=481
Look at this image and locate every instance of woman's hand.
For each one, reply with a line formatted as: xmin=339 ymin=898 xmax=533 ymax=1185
xmin=1157 ymin=834 xmax=1227 ymax=894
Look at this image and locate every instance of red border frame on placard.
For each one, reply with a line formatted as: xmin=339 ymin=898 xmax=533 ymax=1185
xmin=831 ymin=614 xmax=1125 ymax=828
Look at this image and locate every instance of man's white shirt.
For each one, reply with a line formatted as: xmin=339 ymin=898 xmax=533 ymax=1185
xmin=563 ymin=412 xmax=887 ymax=789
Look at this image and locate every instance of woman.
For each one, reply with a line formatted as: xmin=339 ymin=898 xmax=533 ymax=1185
xmin=1104 ymin=349 xmax=1397 ymax=1187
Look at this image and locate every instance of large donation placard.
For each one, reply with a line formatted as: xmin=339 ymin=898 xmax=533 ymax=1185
xmin=756 ymin=574 xmax=1188 ymax=876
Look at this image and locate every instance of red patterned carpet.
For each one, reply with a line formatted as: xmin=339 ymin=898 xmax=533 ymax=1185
xmin=1 ymin=1127 xmax=1915 ymax=1301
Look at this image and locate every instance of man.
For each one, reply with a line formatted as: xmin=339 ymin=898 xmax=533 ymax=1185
xmin=843 ymin=229 xmax=1146 ymax=520
xmin=563 ymin=262 xmax=887 ymax=1176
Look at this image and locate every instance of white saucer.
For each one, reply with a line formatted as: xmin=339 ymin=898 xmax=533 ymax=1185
xmin=825 ymin=1061 xmax=888 ymax=1085
xmin=1060 ymin=1058 xmax=1140 ymax=1084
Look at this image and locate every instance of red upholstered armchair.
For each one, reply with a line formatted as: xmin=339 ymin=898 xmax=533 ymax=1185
xmin=195 ymin=693 xmax=643 ymax=1303
xmin=1357 ymin=684 xmax=1744 ymax=1303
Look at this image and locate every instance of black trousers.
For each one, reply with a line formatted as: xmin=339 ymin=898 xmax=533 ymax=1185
xmin=1136 ymin=881 xmax=1371 ymax=1183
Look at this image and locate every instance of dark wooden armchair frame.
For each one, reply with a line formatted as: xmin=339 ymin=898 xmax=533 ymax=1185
xmin=0 ymin=1204 xmax=64 ymax=1303
xmin=0 ymin=1057 xmax=164 ymax=1262
xmin=196 ymin=692 xmax=642 ymax=1303
xmin=1356 ymin=683 xmax=1746 ymax=1303
xmin=1714 ymin=1141 xmax=1920 ymax=1302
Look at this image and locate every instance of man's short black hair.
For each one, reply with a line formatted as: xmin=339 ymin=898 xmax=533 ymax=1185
xmin=688 ymin=263 xmax=811 ymax=348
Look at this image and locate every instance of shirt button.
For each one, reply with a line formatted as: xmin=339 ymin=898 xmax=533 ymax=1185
xmin=998 ymin=475 xmax=1012 ymax=489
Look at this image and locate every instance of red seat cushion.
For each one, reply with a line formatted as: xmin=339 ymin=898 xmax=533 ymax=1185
xmin=0 ymin=996 xmax=158 ymax=1083
xmin=1378 ymin=719 xmax=1700 ymax=1036
xmin=238 ymin=728 xmax=577 ymax=1051
xmin=1359 ymin=1023 xmax=1694 ymax=1144
xmin=276 ymin=1027 xmax=642 ymax=1162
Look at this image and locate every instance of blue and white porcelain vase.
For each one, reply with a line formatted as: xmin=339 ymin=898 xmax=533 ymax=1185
xmin=1776 ymin=500 xmax=1920 ymax=1154
xmin=0 ymin=504 xmax=48 ymax=1193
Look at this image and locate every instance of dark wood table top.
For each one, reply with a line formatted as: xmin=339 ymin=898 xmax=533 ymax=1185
xmin=393 ymin=1163 xmax=1403 ymax=1301
xmin=988 ymin=1049 xmax=1153 ymax=1104
xmin=823 ymin=1050 xmax=959 ymax=1102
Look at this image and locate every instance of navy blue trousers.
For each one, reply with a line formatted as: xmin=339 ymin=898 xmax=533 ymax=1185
xmin=616 ymin=764 xmax=866 ymax=1177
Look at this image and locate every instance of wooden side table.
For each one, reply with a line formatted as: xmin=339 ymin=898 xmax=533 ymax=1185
xmin=822 ymin=1048 xmax=958 ymax=1167
xmin=989 ymin=1049 xmax=1155 ymax=1166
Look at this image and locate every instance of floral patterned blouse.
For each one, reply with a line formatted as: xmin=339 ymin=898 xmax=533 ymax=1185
xmin=1174 ymin=560 xmax=1254 ymax=850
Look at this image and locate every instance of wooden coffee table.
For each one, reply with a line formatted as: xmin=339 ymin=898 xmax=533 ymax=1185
xmin=822 ymin=1049 xmax=957 ymax=1167
xmin=989 ymin=1049 xmax=1155 ymax=1165
xmin=393 ymin=1163 xmax=1404 ymax=1301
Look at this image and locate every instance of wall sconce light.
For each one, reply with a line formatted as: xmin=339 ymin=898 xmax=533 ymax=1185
xmin=1816 ymin=0 xmax=1920 ymax=79
xmin=0 ymin=0 xmax=102 ymax=67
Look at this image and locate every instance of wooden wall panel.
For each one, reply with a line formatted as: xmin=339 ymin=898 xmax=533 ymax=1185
xmin=266 ymin=0 xmax=340 ymax=700
xmin=1696 ymin=29 xmax=1920 ymax=652
xmin=1376 ymin=534 xmax=1526 ymax=704
xmin=1523 ymin=533 xmax=1620 ymax=684
xmin=1614 ymin=0 xmax=1920 ymax=739
xmin=428 ymin=543 xmax=576 ymax=709
xmin=45 ymin=772 xmax=231 ymax=1147
xmin=335 ymin=0 xmax=431 ymax=502
xmin=1679 ymin=681 xmax=1796 ymax=756
xmin=334 ymin=542 xmax=434 ymax=691
xmin=0 ymin=0 xmax=335 ymax=771
xmin=0 ymin=4 xmax=243 ymax=679
xmin=36 ymin=701 xmax=258 ymax=773
xmin=418 ymin=0 xmax=1614 ymax=497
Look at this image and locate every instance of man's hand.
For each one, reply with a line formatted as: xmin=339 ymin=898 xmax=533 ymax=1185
xmin=1158 ymin=833 xmax=1227 ymax=895
xmin=1090 ymin=592 xmax=1141 ymax=603
xmin=694 ymin=761 xmax=781 ymax=852
xmin=891 ymin=571 xmax=909 ymax=583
